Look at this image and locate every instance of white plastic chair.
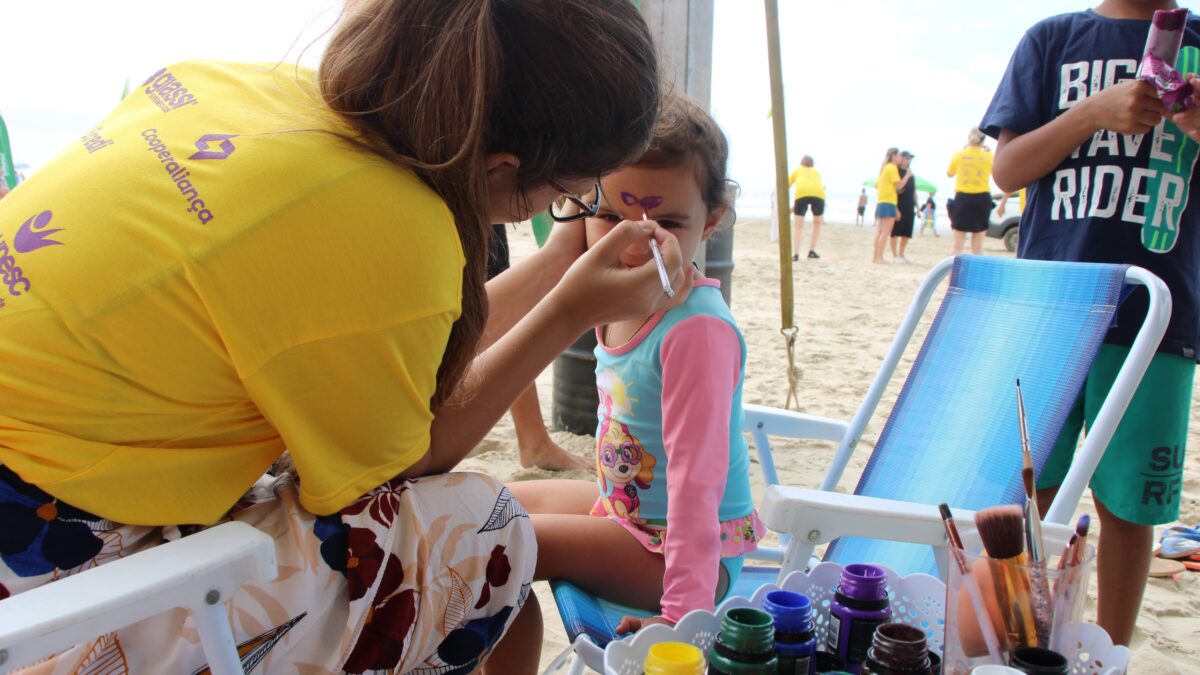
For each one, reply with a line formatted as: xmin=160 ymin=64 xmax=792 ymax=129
xmin=0 ymin=521 xmax=277 ymax=675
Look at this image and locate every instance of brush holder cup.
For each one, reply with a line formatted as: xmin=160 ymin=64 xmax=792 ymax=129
xmin=942 ymin=545 xmax=1099 ymax=675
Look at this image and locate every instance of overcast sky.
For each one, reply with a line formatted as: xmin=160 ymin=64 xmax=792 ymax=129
xmin=0 ymin=1 xmax=1152 ymax=217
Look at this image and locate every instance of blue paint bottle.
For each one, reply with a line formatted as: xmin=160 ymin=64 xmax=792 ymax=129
xmin=762 ymin=590 xmax=817 ymax=675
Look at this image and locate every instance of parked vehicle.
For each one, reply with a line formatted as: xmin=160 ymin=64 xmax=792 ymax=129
xmin=987 ymin=214 xmax=1020 ymax=252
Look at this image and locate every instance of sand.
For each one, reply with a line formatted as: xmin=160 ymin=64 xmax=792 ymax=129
xmin=458 ymin=218 xmax=1200 ymax=674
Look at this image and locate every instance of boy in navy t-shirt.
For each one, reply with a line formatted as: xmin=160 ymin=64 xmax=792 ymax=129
xmin=981 ymin=0 xmax=1200 ymax=645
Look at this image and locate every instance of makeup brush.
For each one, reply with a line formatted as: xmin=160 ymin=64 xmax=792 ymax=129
xmin=975 ymin=505 xmax=1040 ymax=650
xmin=941 ymin=503 xmax=1004 ymax=663
xmin=1070 ymin=514 xmax=1090 ymax=566
xmin=1016 ymin=379 xmax=1052 ymax=645
xmin=1049 ymin=514 xmax=1091 ymax=652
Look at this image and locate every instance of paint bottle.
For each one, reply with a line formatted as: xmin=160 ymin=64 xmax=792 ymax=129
xmin=827 ymin=564 xmax=891 ymax=674
xmin=762 ymin=590 xmax=817 ymax=675
xmin=1008 ymin=647 xmax=1069 ymax=675
xmin=644 ymin=641 xmax=707 ymax=675
xmin=707 ymin=608 xmax=780 ymax=674
xmin=813 ymin=650 xmax=847 ymax=673
xmin=860 ymin=623 xmax=931 ymax=674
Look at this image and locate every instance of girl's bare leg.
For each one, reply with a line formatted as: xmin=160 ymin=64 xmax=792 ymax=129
xmin=873 ymin=218 xmax=894 ymax=263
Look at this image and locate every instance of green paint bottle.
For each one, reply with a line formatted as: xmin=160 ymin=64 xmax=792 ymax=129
xmin=707 ymin=608 xmax=779 ymax=674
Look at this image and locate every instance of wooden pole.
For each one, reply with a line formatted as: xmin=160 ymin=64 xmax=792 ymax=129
xmin=764 ymin=0 xmax=793 ymax=332
xmin=764 ymin=0 xmax=801 ymax=408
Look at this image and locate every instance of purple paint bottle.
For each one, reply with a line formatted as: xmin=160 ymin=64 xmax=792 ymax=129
xmin=826 ymin=564 xmax=891 ymax=674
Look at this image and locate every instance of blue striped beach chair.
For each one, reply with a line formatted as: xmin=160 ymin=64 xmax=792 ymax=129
xmin=545 ymin=256 xmax=1170 ymax=675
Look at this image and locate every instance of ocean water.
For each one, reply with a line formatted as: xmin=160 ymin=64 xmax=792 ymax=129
xmin=738 ymin=190 xmax=880 ymax=224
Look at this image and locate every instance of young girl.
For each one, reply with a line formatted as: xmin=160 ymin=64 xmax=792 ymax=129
xmin=491 ymin=96 xmax=764 ymax=670
xmin=919 ymin=195 xmax=939 ymax=237
xmin=873 ymin=147 xmax=911 ymax=263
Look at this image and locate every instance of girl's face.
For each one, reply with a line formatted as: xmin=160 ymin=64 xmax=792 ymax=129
xmin=585 ymin=162 xmax=722 ymax=269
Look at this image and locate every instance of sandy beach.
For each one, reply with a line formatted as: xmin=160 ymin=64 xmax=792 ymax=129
xmin=460 ymin=217 xmax=1200 ymax=674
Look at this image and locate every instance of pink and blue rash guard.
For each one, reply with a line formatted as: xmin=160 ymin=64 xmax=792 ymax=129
xmin=591 ymin=277 xmax=764 ymax=622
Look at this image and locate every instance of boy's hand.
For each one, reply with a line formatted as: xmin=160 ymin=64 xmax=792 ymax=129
xmin=1169 ymin=73 xmax=1200 ymax=142
xmin=1080 ymin=79 xmax=1164 ymax=136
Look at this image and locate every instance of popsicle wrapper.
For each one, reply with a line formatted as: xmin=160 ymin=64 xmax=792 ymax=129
xmin=1138 ymin=8 xmax=1196 ymax=113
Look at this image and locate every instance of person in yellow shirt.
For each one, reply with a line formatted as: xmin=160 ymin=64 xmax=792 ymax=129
xmin=947 ymin=127 xmax=996 ymax=256
xmin=0 ymin=2 xmax=681 ymax=673
xmin=873 ymin=147 xmax=911 ymax=264
xmin=788 ymin=155 xmax=825 ymax=260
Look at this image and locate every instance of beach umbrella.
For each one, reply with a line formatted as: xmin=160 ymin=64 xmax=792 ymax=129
xmin=863 ymin=175 xmax=938 ymax=194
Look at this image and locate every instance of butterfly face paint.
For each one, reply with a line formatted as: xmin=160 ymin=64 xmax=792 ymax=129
xmin=620 ymin=192 xmax=664 ymax=213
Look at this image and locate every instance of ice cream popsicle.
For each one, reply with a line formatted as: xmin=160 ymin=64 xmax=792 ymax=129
xmin=1137 ymin=8 xmax=1196 ymax=113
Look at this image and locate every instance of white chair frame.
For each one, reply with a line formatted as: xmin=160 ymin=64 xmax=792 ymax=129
xmin=0 ymin=521 xmax=277 ymax=675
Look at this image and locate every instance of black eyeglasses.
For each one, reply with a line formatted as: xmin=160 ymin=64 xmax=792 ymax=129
xmin=548 ymin=180 xmax=603 ymax=222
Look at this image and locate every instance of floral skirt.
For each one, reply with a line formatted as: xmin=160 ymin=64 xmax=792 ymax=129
xmin=0 ymin=466 xmax=535 ymax=674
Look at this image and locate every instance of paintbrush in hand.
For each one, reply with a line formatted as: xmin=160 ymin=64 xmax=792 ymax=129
xmin=976 ymin=505 xmax=1040 ymax=650
xmin=1016 ymin=379 xmax=1052 ymax=645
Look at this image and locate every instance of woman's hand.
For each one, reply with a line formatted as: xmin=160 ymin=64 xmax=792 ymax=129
xmin=550 ymin=218 xmax=694 ymax=331
xmin=539 ymin=217 xmax=589 ymax=278
xmin=616 ymin=614 xmax=674 ymax=634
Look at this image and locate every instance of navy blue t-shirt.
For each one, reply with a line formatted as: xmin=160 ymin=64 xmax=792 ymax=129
xmin=981 ymin=10 xmax=1200 ymax=360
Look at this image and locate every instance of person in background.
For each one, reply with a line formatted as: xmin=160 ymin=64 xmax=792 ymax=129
xmin=487 ymin=224 xmax=588 ymax=471
xmin=994 ymin=187 xmax=1026 ymax=219
xmin=919 ymin=195 xmax=939 ymax=237
xmin=890 ymin=150 xmax=917 ymax=263
xmin=982 ymin=0 xmax=1200 ymax=645
xmin=856 ymin=187 xmax=868 ymax=225
xmin=947 ymin=127 xmax=995 ymax=255
xmin=788 ymin=155 xmax=824 ymax=260
xmin=873 ymin=147 xmax=910 ymax=264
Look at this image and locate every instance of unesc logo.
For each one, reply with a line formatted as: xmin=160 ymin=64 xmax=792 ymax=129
xmin=14 ymin=210 xmax=64 ymax=253
xmin=0 ymin=210 xmax=62 ymax=302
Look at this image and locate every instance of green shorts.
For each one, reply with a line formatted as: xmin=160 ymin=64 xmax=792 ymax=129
xmin=1038 ymin=343 xmax=1194 ymax=525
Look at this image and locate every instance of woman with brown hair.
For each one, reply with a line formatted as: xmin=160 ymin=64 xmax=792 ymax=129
xmin=0 ymin=1 xmax=678 ymax=673
xmin=872 ymin=147 xmax=911 ymax=264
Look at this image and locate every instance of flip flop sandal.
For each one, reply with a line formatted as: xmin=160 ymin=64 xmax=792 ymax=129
xmin=1150 ymin=557 xmax=1187 ymax=578
xmin=1161 ymin=525 xmax=1200 ymax=541
xmin=1158 ymin=535 xmax=1200 ymax=559
xmin=1184 ymin=560 xmax=1200 ymax=573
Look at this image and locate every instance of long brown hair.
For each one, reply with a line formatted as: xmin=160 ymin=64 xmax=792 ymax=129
xmin=319 ymin=0 xmax=659 ymax=406
xmin=880 ymin=147 xmax=899 ymax=174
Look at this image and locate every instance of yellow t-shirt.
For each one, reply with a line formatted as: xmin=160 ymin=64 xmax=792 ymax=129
xmin=788 ymin=166 xmax=825 ymax=200
xmin=0 ymin=62 xmax=463 ymax=525
xmin=876 ymin=163 xmax=901 ymax=206
xmin=947 ymin=146 xmax=994 ymax=194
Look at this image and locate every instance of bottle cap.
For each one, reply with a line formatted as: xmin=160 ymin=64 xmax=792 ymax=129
xmin=717 ymin=608 xmax=776 ymax=654
xmin=763 ymin=590 xmax=814 ymax=634
xmin=644 ymin=641 xmax=706 ymax=675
